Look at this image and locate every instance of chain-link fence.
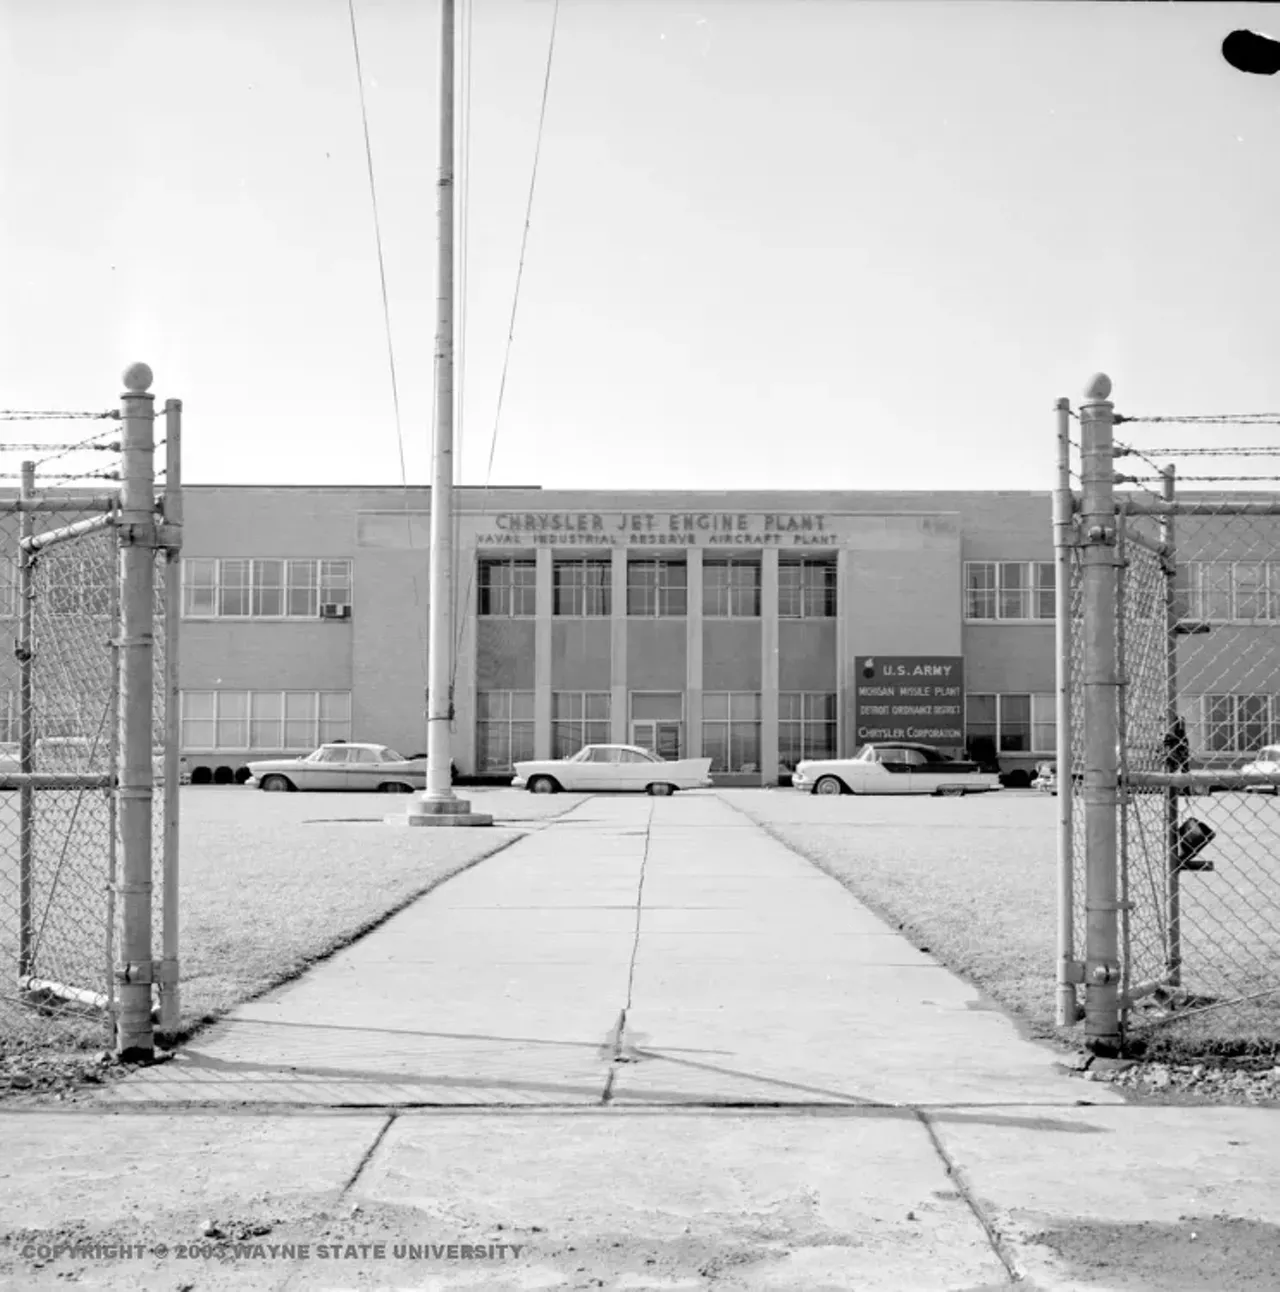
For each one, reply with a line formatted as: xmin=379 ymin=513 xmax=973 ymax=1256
xmin=0 ymin=370 xmax=179 ymax=1056
xmin=1060 ymin=378 xmax=1280 ymax=1052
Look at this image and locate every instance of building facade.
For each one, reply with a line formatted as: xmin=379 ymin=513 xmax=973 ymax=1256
xmin=174 ymin=487 xmax=1065 ymax=784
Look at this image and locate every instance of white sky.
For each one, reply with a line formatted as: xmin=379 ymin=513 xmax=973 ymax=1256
xmin=3 ymin=1 xmax=1279 ymax=491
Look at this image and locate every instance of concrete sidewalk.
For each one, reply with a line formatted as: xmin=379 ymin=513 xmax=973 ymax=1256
xmin=1 ymin=791 xmax=1277 ymax=1291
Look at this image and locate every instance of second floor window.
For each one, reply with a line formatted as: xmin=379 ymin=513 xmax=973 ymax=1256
xmin=965 ymin=561 xmax=1054 ymax=621
xmin=478 ymin=558 xmax=536 ymax=616
xmin=553 ymin=559 xmax=611 ymax=616
xmin=182 ymin=559 xmax=352 ymax=619
xmin=778 ymin=559 xmax=835 ymax=618
xmin=627 ymin=559 xmax=687 ymax=617
xmin=703 ymin=560 xmax=761 ymax=617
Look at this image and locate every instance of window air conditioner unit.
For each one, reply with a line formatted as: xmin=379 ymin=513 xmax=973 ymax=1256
xmin=319 ymin=602 xmax=351 ymax=620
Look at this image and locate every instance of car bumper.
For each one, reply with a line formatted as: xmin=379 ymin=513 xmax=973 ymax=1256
xmin=791 ymin=771 xmax=813 ymax=791
xmin=510 ymin=775 xmax=527 ymax=789
xmin=245 ymin=776 xmax=260 ymax=788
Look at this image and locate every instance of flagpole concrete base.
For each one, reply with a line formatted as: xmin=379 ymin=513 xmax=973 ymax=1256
xmin=388 ymin=794 xmax=494 ymax=828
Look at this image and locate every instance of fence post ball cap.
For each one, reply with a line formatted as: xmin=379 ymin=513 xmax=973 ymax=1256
xmin=1084 ymin=373 xmax=1112 ymax=401
xmin=122 ymin=363 xmax=153 ymax=393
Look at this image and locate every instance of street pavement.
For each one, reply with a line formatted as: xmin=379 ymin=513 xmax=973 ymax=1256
xmin=0 ymin=791 xmax=1277 ymax=1290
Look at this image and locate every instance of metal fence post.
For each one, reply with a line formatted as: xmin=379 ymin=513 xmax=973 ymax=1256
xmin=158 ymin=398 xmax=182 ymax=1033
xmin=1079 ymin=372 xmax=1121 ymax=1052
xmin=1053 ymin=399 xmax=1079 ymax=1026
xmin=116 ymin=363 xmax=157 ymax=1058
xmin=17 ymin=460 xmax=35 ymax=980
xmin=1160 ymin=464 xmax=1182 ymax=988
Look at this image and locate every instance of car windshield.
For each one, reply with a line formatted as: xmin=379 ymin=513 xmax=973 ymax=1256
xmin=567 ymin=748 xmax=592 ymax=763
xmin=381 ymin=749 xmax=403 ymax=763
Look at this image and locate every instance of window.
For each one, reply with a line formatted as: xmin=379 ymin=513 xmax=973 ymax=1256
xmin=250 ymin=691 xmax=283 ymax=748
xmin=778 ymin=559 xmax=836 ymax=618
xmin=702 ymin=692 xmax=762 ymax=773
xmin=627 ymin=560 xmax=687 ymax=617
xmin=319 ymin=692 xmax=352 ymax=744
xmin=1202 ymin=694 xmax=1279 ymax=754
xmin=778 ymin=692 xmax=837 ymax=771
xmin=553 ymin=559 xmax=610 ymax=617
xmin=964 ymin=562 xmax=1054 ymax=622
xmin=181 ymin=559 xmax=354 ymax=619
xmin=180 ymin=690 xmax=352 ymax=750
xmin=703 ymin=560 xmax=761 ymax=617
xmin=552 ymin=691 xmax=611 ymax=758
xmin=478 ymin=559 xmax=536 ymax=617
xmin=476 ymin=690 xmax=536 ymax=772
xmin=1031 ymin=693 xmax=1057 ymax=754
xmin=966 ymin=692 xmax=1055 ymax=758
xmin=1182 ymin=561 xmax=1280 ymax=623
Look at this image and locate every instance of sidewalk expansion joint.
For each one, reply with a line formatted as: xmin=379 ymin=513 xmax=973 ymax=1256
xmin=340 ymin=1112 xmax=396 ymax=1194
xmin=915 ymin=1109 xmax=1024 ymax=1285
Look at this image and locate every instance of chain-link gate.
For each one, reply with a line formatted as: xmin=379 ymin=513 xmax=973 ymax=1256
xmin=1058 ymin=376 xmax=1280 ymax=1052
xmin=0 ymin=366 xmax=181 ymax=1057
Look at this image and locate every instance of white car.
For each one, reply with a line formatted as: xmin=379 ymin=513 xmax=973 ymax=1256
xmin=246 ymin=743 xmax=428 ymax=793
xmin=512 ymin=745 xmax=713 ymax=796
xmin=1241 ymin=745 xmax=1280 ymax=794
xmin=793 ymin=741 xmax=1003 ymax=796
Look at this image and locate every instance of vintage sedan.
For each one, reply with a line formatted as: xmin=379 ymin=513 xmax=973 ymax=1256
xmin=512 ymin=745 xmax=713 ymax=795
xmin=792 ymin=741 xmax=1003 ymax=796
xmin=1241 ymin=745 xmax=1280 ymax=794
xmin=246 ymin=743 xmax=428 ymax=793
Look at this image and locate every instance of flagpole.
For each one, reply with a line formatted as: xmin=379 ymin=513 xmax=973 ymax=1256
xmin=407 ymin=0 xmax=491 ymax=827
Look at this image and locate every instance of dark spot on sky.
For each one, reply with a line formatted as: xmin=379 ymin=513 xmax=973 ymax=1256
xmin=1223 ymin=29 xmax=1280 ymax=76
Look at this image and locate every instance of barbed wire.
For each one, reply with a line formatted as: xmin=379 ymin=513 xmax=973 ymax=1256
xmin=0 ymin=470 xmax=120 ymax=482
xmin=0 ymin=441 xmax=119 ymax=454
xmin=0 ymin=409 xmax=118 ymax=421
xmin=34 ymin=426 xmax=121 ymax=469
xmin=1115 ymin=413 xmax=1280 ymax=425
xmin=1113 ymin=439 xmax=1173 ymax=504
xmin=1116 ymin=446 xmax=1280 ymax=458
xmin=1123 ymin=474 xmax=1280 ymax=484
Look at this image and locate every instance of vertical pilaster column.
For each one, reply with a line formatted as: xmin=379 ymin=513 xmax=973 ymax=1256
xmin=761 ymin=548 xmax=779 ymax=785
xmin=686 ymin=548 xmax=703 ymax=757
xmin=453 ymin=542 xmax=478 ymax=773
xmin=836 ymin=547 xmax=850 ymax=757
xmin=534 ymin=546 xmax=553 ymax=759
xmin=611 ymin=547 xmax=628 ymax=743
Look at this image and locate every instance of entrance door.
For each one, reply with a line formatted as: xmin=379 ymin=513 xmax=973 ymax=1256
xmin=633 ymin=721 xmax=682 ymax=761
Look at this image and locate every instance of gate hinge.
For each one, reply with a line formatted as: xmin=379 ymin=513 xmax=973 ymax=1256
xmin=1086 ymin=900 xmax=1134 ymax=912
xmin=1082 ymin=523 xmax=1116 ymax=547
xmin=155 ymin=959 xmax=179 ymax=987
xmin=115 ymin=960 xmax=155 ymax=986
xmin=1085 ymin=960 xmax=1120 ymax=986
xmin=1060 ymin=960 xmax=1086 ymax=985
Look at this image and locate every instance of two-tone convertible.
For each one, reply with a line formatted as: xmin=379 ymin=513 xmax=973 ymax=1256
xmin=512 ymin=745 xmax=713 ymax=796
xmin=792 ymin=741 xmax=1003 ymax=796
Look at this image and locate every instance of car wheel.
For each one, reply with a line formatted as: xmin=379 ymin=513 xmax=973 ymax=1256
xmin=646 ymin=782 xmax=675 ymax=797
xmin=378 ymin=782 xmax=413 ymax=793
xmin=814 ymin=776 xmax=844 ymax=796
xmin=261 ymin=775 xmax=293 ymax=793
xmin=528 ymin=776 xmax=559 ymax=795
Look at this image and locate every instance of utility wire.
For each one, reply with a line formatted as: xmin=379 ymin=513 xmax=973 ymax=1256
xmin=347 ymin=0 xmax=407 ymax=490
xmin=347 ymin=0 xmax=428 ymax=733
xmin=450 ymin=0 xmax=560 ymax=688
